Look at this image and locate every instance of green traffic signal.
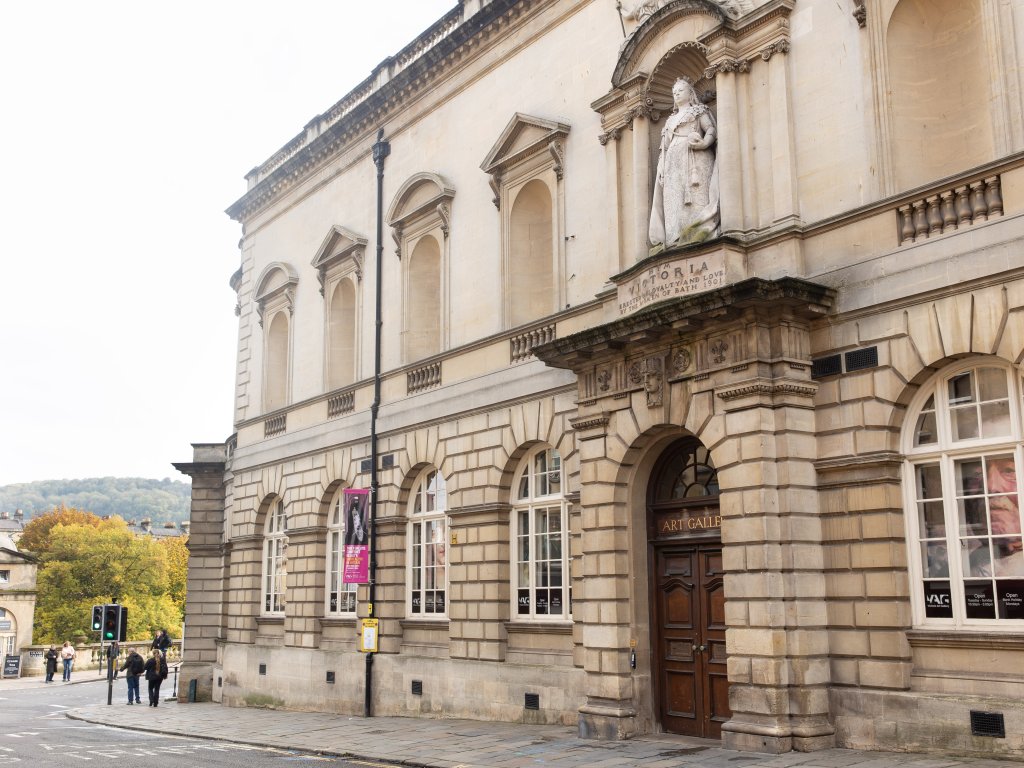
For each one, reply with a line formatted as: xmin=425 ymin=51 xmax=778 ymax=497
xmin=91 ymin=604 xmax=103 ymax=632
xmin=102 ymin=604 xmax=119 ymax=641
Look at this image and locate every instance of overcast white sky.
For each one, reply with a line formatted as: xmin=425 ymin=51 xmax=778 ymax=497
xmin=0 ymin=0 xmax=456 ymax=486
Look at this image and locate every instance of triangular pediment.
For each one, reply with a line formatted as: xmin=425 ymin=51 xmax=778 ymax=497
xmin=480 ymin=113 xmax=571 ymax=175
xmin=311 ymin=225 xmax=367 ymax=271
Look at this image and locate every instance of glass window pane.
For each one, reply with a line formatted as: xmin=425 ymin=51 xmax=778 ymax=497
xmin=952 ymin=406 xmax=980 ymax=441
xmin=518 ymin=473 xmax=530 ymax=499
xmin=948 ymin=371 xmax=975 ymax=405
xmin=977 ymin=367 xmax=1009 ymax=402
xmin=954 ymin=459 xmax=984 ymax=497
xmin=922 ymin=541 xmax=949 ymax=578
xmin=918 ymin=500 xmax=945 ymax=536
xmin=915 ymin=463 xmax=942 ymax=500
xmin=914 ymin=410 xmax=937 ymax=446
xmin=980 ymin=401 xmax=1012 ymax=439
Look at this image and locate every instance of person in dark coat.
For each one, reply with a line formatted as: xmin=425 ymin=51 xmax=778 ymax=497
xmin=151 ymin=629 xmax=172 ymax=657
xmin=44 ymin=645 xmax=59 ymax=683
xmin=119 ymin=647 xmax=144 ymax=704
xmin=143 ymin=649 xmax=168 ymax=706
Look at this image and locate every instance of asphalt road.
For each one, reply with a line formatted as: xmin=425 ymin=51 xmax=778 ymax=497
xmin=0 ymin=678 xmax=397 ymax=768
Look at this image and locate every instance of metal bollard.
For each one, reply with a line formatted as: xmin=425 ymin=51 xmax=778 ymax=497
xmin=171 ymin=664 xmax=179 ymax=698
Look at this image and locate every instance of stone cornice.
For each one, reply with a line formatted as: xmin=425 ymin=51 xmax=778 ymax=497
xmin=716 ymin=379 xmax=816 ymax=401
xmin=533 ymin=277 xmax=835 ymax=371
xmin=701 ymin=0 xmax=794 ymax=69
xmin=569 ymin=412 xmax=611 ymax=432
xmin=226 ymin=0 xmax=554 ymax=224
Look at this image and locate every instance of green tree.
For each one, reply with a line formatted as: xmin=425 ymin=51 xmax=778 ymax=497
xmin=159 ymin=535 xmax=189 ymax=615
xmin=32 ymin=517 xmax=183 ymax=644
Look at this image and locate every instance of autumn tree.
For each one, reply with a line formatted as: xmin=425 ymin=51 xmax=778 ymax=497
xmin=18 ymin=504 xmax=103 ymax=555
xmin=32 ymin=516 xmax=184 ymax=644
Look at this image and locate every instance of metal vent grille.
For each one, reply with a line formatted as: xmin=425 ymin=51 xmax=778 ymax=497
xmin=525 ymin=693 xmax=540 ymax=710
xmin=845 ymin=346 xmax=879 ymax=372
xmin=258 ymin=663 xmax=267 ymax=676
xmin=811 ymin=355 xmax=842 ymax=379
xmin=382 ymin=454 xmax=395 ymax=468
xmin=970 ymin=710 xmax=1005 ymax=738
xmin=360 ymin=458 xmax=372 ymax=473
xmin=411 ymin=680 xmax=423 ymax=696
xmin=217 ymin=676 xmax=222 ymax=688
xmin=326 ymin=671 xmax=335 ymax=684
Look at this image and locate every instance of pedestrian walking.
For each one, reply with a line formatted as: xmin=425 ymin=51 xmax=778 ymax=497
xmin=44 ymin=645 xmax=59 ymax=683
xmin=143 ymin=649 xmax=167 ymax=707
xmin=119 ymin=647 xmax=144 ymax=705
xmin=60 ymin=641 xmax=76 ymax=682
xmin=151 ymin=629 xmax=172 ymax=658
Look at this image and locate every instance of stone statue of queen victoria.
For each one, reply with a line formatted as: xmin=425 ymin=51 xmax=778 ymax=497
xmin=649 ymin=77 xmax=720 ymax=250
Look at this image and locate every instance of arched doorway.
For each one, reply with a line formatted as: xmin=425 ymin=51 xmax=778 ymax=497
xmin=647 ymin=437 xmax=730 ymax=738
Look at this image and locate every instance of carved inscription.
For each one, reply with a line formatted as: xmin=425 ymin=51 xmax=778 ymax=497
xmin=618 ymin=253 xmax=727 ymax=316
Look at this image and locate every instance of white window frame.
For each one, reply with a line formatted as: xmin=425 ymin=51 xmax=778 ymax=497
xmin=903 ymin=359 xmax=1024 ymax=628
xmin=326 ymin=488 xmax=357 ymax=616
xmin=408 ymin=469 xmax=448 ymax=618
xmin=262 ymin=499 xmax=288 ymax=615
xmin=512 ymin=445 xmax=571 ymax=621
xmin=0 ymin=570 xmax=9 ymax=584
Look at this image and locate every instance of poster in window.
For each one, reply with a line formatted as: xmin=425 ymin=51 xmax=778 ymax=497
xmin=963 ymin=581 xmax=996 ymax=619
xmin=922 ymin=581 xmax=952 ymax=618
xmin=997 ymin=579 xmax=1024 ymax=619
xmin=342 ymin=488 xmax=370 ymax=584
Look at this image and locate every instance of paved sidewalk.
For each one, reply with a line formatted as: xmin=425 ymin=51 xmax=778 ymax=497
xmin=63 ymin=699 xmax=1022 ymax=768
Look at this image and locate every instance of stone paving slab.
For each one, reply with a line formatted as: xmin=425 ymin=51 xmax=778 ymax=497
xmin=62 ymin=700 xmax=1023 ymax=768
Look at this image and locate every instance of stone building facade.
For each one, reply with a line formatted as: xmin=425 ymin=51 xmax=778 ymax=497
xmin=0 ymin=535 xmax=38 ymax=657
xmin=176 ymin=0 xmax=1024 ymax=757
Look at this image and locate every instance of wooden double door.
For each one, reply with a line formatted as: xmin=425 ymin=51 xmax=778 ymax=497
xmin=650 ymin=540 xmax=730 ymax=738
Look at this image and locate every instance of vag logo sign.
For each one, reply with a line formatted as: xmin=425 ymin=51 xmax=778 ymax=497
xmin=926 ymin=592 xmax=951 ymax=606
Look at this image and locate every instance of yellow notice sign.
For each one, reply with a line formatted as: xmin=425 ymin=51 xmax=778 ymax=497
xmin=359 ymin=618 xmax=379 ymax=653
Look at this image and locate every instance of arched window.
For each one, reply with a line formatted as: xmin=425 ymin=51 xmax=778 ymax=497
xmin=406 ymin=236 xmax=442 ymax=361
xmin=262 ymin=499 xmax=288 ymax=615
xmin=408 ymin=469 xmax=447 ymax=616
xmin=326 ymin=488 xmax=357 ymax=615
xmin=0 ymin=608 xmax=14 ymax=656
xmin=328 ymin=278 xmax=357 ymax=389
xmin=903 ymin=360 xmax=1024 ymax=625
xmin=512 ymin=446 xmax=570 ymax=619
xmin=650 ymin=439 xmax=719 ymax=505
xmin=509 ymin=180 xmax=554 ymax=327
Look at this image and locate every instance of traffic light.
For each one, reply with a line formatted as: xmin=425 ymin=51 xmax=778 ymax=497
xmin=102 ymin=604 xmax=119 ymax=641
xmin=91 ymin=605 xmax=103 ymax=632
xmin=117 ymin=605 xmax=128 ymax=642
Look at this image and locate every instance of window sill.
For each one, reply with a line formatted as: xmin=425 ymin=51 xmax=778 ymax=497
xmin=907 ymin=629 xmax=1024 ymax=650
xmin=400 ymin=618 xmax=449 ymax=631
xmin=319 ymin=616 xmax=358 ymax=627
xmin=256 ymin=615 xmax=284 ymax=626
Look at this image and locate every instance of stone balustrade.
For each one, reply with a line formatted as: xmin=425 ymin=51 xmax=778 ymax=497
xmin=407 ymin=361 xmax=441 ymax=394
xmin=264 ymin=414 xmax=286 ymax=437
xmin=510 ymin=323 xmax=556 ymax=364
xmin=897 ymin=175 xmax=1003 ymax=245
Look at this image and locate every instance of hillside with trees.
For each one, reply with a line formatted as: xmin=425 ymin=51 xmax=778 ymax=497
xmin=0 ymin=477 xmax=190 ymax=524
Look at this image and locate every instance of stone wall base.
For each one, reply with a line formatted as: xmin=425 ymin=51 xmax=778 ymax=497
xmin=577 ymin=700 xmax=638 ymax=740
xmin=177 ymin=661 xmax=215 ymax=703
xmin=831 ymin=688 xmax=1024 ymax=757
xmin=216 ymin=641 xmax=584 ymax=725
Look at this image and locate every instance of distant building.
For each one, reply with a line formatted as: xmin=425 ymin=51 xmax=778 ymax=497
xmin=125 ymin=518 xmax=190 ymax=539
xmin=177 ymin=0 xmax=1024 ymax=758
xmin=0 ymin=533 xmax=37 ymax=656
xmin=0 ymin=510 xmax=25 ymax=544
